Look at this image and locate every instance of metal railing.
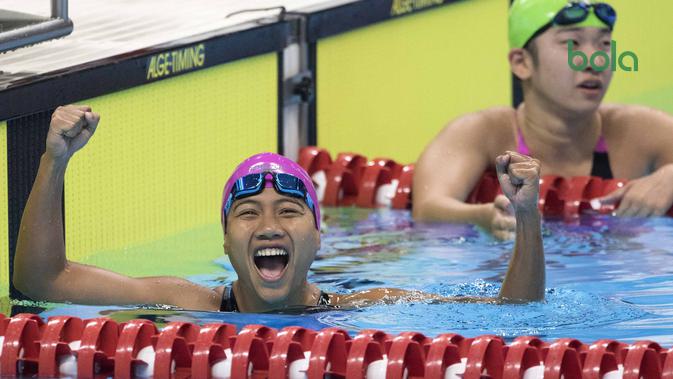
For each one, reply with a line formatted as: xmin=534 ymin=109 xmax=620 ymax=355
xmin=0 ymin=0 xmax=72 ymax=53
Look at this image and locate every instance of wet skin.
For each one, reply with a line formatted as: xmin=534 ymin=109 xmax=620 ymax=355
xmin=13 ymin=105 xmax=547 ymax=313
xmin=413 ymin=26 xmax=673 ymax=236
xmin=224 ymin=188 xmax=322 ymax=313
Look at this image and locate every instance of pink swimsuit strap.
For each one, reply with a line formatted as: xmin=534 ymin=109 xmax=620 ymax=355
xmin=516 ymin=128 xmax=531 ymax=155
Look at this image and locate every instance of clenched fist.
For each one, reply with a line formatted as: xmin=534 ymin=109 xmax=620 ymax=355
xmin=46 ymin=105 xmax=100 ymax=161
xmin=495 ymin=151 xmax=541 ymax=214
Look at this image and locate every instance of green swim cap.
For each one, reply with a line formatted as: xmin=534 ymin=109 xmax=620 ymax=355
xmin=509 ymin=0 xmax=612 ymax=49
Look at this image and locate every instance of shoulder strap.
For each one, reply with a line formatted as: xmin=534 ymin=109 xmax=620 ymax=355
xmin=219 ymin=285 xmax=239 ymax=312
xmin=518 ymin=123 xmax=608 ymax=156
xmin=594 ymin=135 xmax=608 ymax=153
xmin=317 ymin=291 xmax=331 ymax=306
xmin=513 ymin=111 xmax=531 ymax=155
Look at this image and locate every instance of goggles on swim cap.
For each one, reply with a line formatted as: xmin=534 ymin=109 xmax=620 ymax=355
xmin=509 ymin=0 xmax=617 ymax=49
xmin=222 ymin=171 xmax=317 ymax=229
xmin=553 ymin=2 xmax=616 ymax=27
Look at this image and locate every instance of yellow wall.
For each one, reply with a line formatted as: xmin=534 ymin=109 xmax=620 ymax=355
xmin=603 ymin=0 xmax=673 ymax=113
xmin=0 ymin=121 xmax=7 ymax=297
xmin=317 ymin=0 xmax=673 ymax=163
xmin=317 ymin=0 xmax=510 ymax=163
xmin=64 ymin=53 xmax=277 ymax=274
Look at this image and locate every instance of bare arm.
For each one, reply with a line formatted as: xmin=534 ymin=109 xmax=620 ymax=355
xmin=336 ymin=153 xmax=545 ymax=306
xmin=331 ymin=288 xmax=501 ymax=307
xmin=634 ymin=106 xmax=673 ymax=171
xmin=330 ymin=288 xmax=448 ymax=308
xmin=596 ymin=106 xmax=673 ymax=217
xmin=413 ymin=111 xmax=516 ymax=239
xmin=495 ymin=152 xmax=544 ymax=301
xmin=499 ymin=209 xmax=544 ymax=301
xmin=13 ymin=105 xmax=221 ymax=311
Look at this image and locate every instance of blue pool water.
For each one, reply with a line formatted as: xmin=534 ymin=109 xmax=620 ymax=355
xmin=36 ymin=208 xmax=673 ymax=344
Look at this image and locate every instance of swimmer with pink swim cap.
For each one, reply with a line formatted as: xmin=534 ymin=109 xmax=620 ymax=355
xmin=14 ymin=105 xmax=547 ymax=313
xmin=218 ymin=152 xmax=327 ymax=311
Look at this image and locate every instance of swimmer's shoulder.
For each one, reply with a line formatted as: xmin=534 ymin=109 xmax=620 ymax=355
xmin=600 ymin=104 xmax=673 ymax=149
xmin=434 ymin=107 xmax=516 ymax=149
xmin=205 ymin=285 xmax=226 ymax=311
xmin=214 ymin=285 xmax=226 ymax=298
xmin=601 ymin=104 xmax=673 ymax=131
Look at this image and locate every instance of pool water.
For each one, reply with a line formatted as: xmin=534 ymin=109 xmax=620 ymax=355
xmin=21 ymin=208 xmax=673 ymax=344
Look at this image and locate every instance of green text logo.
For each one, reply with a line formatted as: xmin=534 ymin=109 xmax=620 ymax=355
xmin=567 ymin=40 xmax=638 ymax=72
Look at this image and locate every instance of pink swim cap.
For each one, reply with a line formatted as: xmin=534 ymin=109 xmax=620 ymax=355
xmin=221 ymin=152 xmax=320 ymax=231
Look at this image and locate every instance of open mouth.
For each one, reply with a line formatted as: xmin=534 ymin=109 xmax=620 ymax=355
xmin=253 ymin=248 xmax=289 ymax=281
xmin=578 ymin=80 xmax=603 ymax=90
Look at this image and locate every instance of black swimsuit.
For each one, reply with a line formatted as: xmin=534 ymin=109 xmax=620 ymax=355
xmin=590 ymin=149 xmax=613 ymax=179
xmin=219 ymin=285 xmax=332 ymax=312
xmin=516 ymin=125 xmax=614 ymax=179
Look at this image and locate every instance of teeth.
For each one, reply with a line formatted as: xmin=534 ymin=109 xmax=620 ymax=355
xmin=255 ymin=248 xmax=288 ymax=257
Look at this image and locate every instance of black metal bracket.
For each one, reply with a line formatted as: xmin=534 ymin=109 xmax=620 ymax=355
xmin=284 ymin=71 xmax=314 ymax=105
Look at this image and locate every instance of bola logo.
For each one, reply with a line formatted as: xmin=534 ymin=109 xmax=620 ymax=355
xmin=567 ymin=40 xmax=639 ymax=72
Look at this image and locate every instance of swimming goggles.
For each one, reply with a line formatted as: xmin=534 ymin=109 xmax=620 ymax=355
xmin=222 ymin=171 xmax=316 ymax=221
xmin=553 ymin=2 xmax=616 ymax=29
xmin=525 ymin=2 xmax=616 ymax=47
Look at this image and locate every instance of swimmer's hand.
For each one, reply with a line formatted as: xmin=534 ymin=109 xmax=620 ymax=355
xmin=495 ymin=151 xmax=540 ymax=214
xmin=592 ymin=164 xmax=673 ymax=217
xmin=486 ymin=195 xmax=516 ymax=240
xmin=46 ymin=105 xmax=100 ymax=162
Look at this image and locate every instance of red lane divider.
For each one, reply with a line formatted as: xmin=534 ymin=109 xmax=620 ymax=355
xmin=298 ymin=146 xmax=332 ymax=177
xmin=386 ymin=332 xmax=428 ymax=378
xmin=2 ymin=313 xmax=673 ymax=378
xmin=77 ymin=317 xmax=119 ymax=378
xmin=191 ymin=322 xmax=237 ymax=378
xmin=464 ymin=335 xmax=505 ymax=379
xmin=345 ymin=329 xmax=389 ymax=379
xmin=298 ymin=146 xmax=673 ymax=217
xmin=114 ymin=318 xmax=157 ymax=379
xmin=467 ymin=170 xmax=502 ymax=206
xmin=543 ymin=338 xmax=585 ymax=379
xmin=502 ymin=336 xmax=545 ymax=379
xmin=269 ymin=326 xmax=316 ymax=379
xmin=0 ymin=313 xmax=43 ymax=376
xmin=582 ymin=339 xmax=626 ymax=379
xmin=307 ymin=327 xmax=350 ymax=378
xmin=323 ymin=164 xmax=359 ymax=207
xmin=623 ymin=341 xmax=663 ymax=379
xmin=663 ymin=347 xmax=673 ymax=379
xmin=231 ymin=325 xmax=276 ymax=378
xmin=424 ymin=334 xmax=462 ymax=379
xmin=322 ymin=153 xmax=367 ymax=207
xmin=356 ymin=159 xmax=396 ymax=208
xmin=391 ymin=163 xmax=414 ymax=210
xmin=152 ymin=321 xmax=199 ymax=378
xmin=38 ymin=315 xmax=83 ymax=377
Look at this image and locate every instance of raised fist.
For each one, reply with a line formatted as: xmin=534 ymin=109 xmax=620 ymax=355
xmin=46 ymin=105 xmax=100 ymax=161
xmin=495 ymin=151 xmax=541 ymax=213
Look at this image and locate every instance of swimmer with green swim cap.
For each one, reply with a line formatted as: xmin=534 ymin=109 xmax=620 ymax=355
xmin=415 ymin=0 xmax=673 ymax=237
xmin=509 ymin=0 xmax=616 ymax=49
